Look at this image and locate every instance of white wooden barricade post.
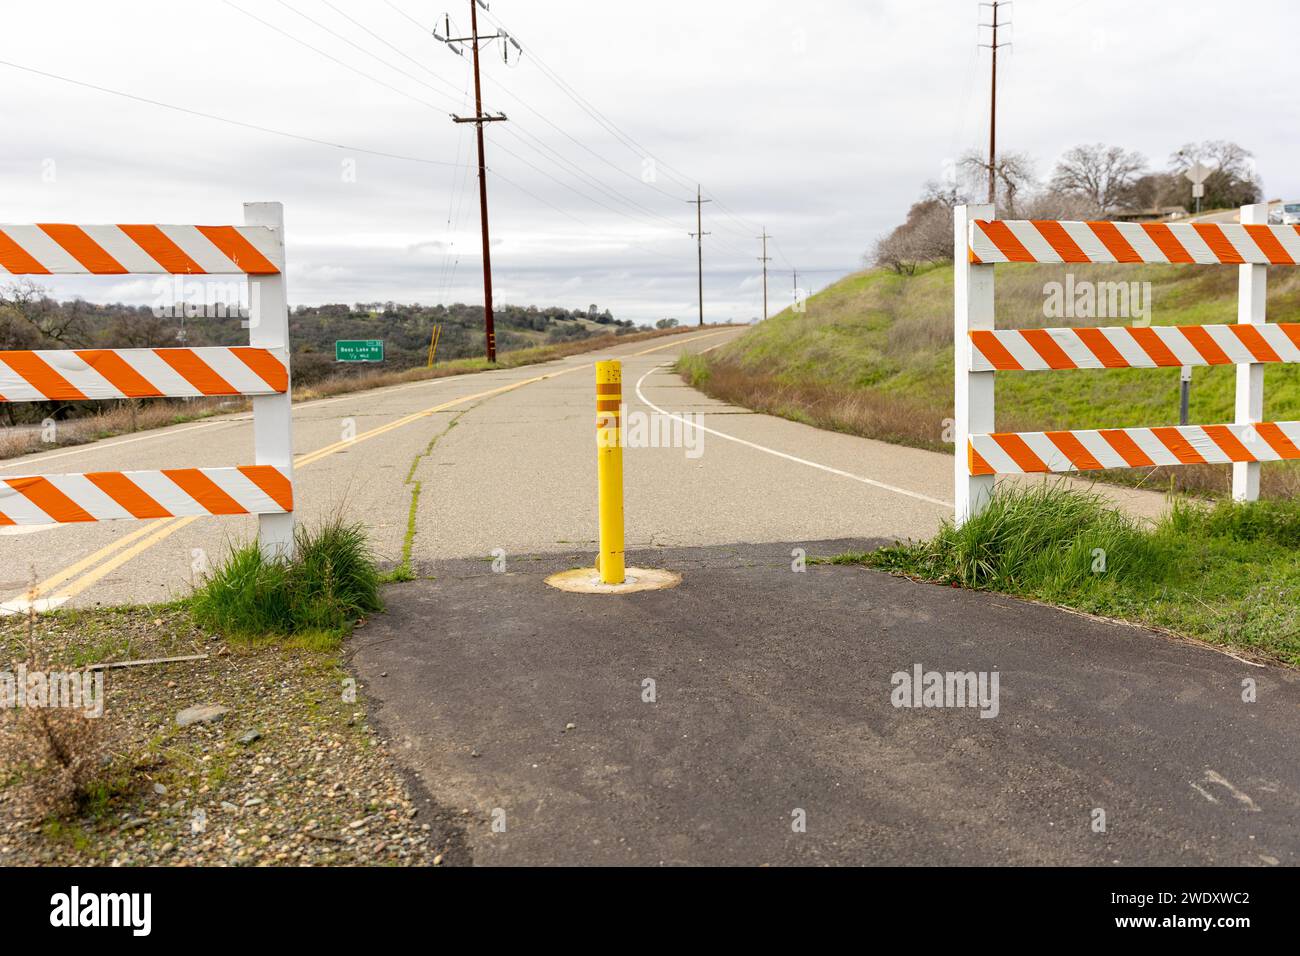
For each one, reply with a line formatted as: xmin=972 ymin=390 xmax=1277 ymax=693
xmin=954 ymin=202 xmax=996 ymax=525
xmin=245 ymin=202 xmax=295 ymax=557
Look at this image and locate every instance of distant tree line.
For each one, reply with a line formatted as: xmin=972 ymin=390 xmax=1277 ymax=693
xmin=871 ymin=140 xmax=1264 ymax=274
xmin=0 ymin=281 xmax=634 ymax=426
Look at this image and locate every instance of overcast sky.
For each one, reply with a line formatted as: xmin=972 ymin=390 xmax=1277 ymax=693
xmin=2 ymin=0 xmax=1296 ymax=325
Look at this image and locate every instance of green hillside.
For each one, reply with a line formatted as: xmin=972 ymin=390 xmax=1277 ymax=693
xmin=679 ymin=262 xmax=1300 ymax=499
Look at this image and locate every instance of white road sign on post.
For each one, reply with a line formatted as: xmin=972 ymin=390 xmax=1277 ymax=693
xmin=1186 ymin=161 xmax=1211 ymax=212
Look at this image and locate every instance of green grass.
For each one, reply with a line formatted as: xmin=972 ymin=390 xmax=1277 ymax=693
xmin=190 ymin=519 xmax=382 ymax=647
xmin=829 ymin=485 xmax=1300 ymax=665
xmin=686 ymin=261 xmax=1300 ymax=497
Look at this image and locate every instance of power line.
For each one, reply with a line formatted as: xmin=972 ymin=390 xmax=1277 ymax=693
xmin=319 ymin=0 xmax=463 ymax=96
xmin=271 ymin=0 xmax=461 ymax=105
xmin=0 ymin=57 xmax=467 ymax=169
xmin=220 ymin=0 xmax=454 ymax=113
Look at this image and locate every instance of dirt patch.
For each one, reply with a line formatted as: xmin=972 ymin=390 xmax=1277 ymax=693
xmin=0 ymin=606 xmax=470 ymax=866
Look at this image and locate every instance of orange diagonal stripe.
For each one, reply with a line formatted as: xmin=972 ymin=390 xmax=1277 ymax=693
xmin=1151 ymin=427 xmax=1206 ymax=464
xmin=1074 ymin=327 xmax=1129 ymax=368
xmin=117 ymin=224 xmax=205 ymax=274
xmin=1201 ymin=425 xmax=1255 ymax=463
xmin=1180 ymin=326 xmax=1232 ymax=365
xmin=1021 ymin=329 xmax=1076 ymax=369
xmin=968 ymin=443 xmax=995 ymax=476
xmin=1192 ymin=224 xmax=1244 ymax=264
xmin=154 ymin=349 xmax=237 ymax=395
xmin=1045 ymin=431 xmax=1102 ymax=471
xmin=195 ymin=226 xmax=279 ymax=274
xmin=229 ymin=347 xmax=288 ymax=393
xmin=238 ymin=466 xmax=294 ymax=512
xmin=0 ymin=228 xmax=51 ymax=274
xmin=74 ymin=349 xmax=163 ymax=398
xmin=0 ymin=351 xmax=87 ymax=401
xmin=969 ymin=330 xmax=1022 ymax=370
xmin=1125 ymin=327 xmax=1181 ymax=367
xmin=1031 ymin=221 xmax=1090 ymax=262
xmin=5 ymin=476 xmax=95 ymax=522
xmin=1142 ymin=223 xmax=1194 ymax=263
xmin=85 ymin=471 xmax=171 ymax=518
xmin=162 ymin=468 xmax=246 ymax=515
xmin=1099 ymin=429 xmax=1155 ymax=467
xmin=1087 ymin=221 xmax=1141 ymax=263
xmin=1227 ymin=324 xmax=1282 ymax=363
xmin=991 ymin=433 xmax=1049 ymax=473
xmin=1243 ymin=224 xmax=1294 ymax=265
xmin=1254 ymin=422 xmax=1300 ymax=460
xmin=977 ymin=221 xmax=1034 ymax=261
xmin=38 ymin=224 xmax=127 ymax=273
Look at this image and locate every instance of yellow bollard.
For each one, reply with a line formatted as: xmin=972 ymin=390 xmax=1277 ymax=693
xmin=595 ymin=360 xmax=625 ymax=584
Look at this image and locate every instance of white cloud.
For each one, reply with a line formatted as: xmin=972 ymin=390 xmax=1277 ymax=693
xmin=2 ymin=0 xmax=1295 ymax=324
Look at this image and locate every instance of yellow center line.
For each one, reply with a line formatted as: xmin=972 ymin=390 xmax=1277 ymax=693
xmin=11 ymin=329 xmax=733 ymax=608
xmin=9 ymin=518 xmax=173 ymax=604
xmin=53 ymin=516 xmax=200 ymax=604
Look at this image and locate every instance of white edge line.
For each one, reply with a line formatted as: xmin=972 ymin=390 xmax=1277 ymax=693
xmin=634 ymin=363 xmax=953 ymax=509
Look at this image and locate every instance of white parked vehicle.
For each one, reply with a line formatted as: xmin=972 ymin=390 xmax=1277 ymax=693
xmin=1272 ymin=201 xmax=1300 ymax=225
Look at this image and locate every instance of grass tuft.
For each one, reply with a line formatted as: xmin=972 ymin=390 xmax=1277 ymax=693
xmin=191 ymin=519 xmax=382 ymax=646
xmin=835 ymin=485 xmax=1300 ymax=666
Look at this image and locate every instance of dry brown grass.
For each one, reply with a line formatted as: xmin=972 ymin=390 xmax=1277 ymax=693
xmin=682 ymin=357 xmax=952 ymax=451
xmin=0 ymin=706 xmax=112 ymax=823
xmin=0 ymin=399 xmax=232 ymax=462
xmin=0 ymin=610 xmax=114 ymax=824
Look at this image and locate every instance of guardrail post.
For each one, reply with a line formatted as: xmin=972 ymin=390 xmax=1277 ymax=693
xmin=246 ymin=201 xmax=296 ymax=558
xmin=1234 ymin=202 xmax=1268 ymax=503
xmin=595 ymin=360 xmax=625 ymax=584
xmin=954 ymin=203 xmax=996 ymax=525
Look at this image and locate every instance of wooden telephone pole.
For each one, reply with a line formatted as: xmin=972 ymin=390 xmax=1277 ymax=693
xmin=688 ymin=185 xmax=711 ymax=326
xmin=980 ymin=2 xmax=1012 ymax=207
xmin=757 ymin=229 xmax=772 ymax=320
xmin=436 ymin=1 xmax=516 ymax=362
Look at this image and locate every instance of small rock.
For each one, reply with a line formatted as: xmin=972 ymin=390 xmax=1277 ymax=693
xmin=238 ymin=729 xmax=262 ymax=745
xmin=470 ymin=749 xmax=481 ymax=758
xmin=153 ymin=783 xmax=167 ymax=796
xmin=564 ymin=722 xmax=576 ymax=732
xmin=221 ymin=801 xmax=239 ymax=813
xmin=176 ymin=704 xmax=230 ymax=728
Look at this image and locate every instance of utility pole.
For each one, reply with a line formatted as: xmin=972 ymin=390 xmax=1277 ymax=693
xmin=757 ymin=229 xmax=772 ymax=320
xmin=687 ymin=185 xmax=711 ymax=326
xmin=435 ymin=1 xmax=517 ymax=363
xmin=979 ymin=2 xmax=1012 ymax=207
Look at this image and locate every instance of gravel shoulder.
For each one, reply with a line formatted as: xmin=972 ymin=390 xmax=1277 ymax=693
xmin=0 ymin=606 xmax=469 ymax=867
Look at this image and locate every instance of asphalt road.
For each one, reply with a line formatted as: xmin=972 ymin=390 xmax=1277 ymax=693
xmin=354 ymin=544 xmax=1300 ymax=866
xmin=0 ymin=324 xmax=1164 ymax=613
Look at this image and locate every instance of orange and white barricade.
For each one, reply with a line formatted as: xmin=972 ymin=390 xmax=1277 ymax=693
xmin=953 ymin=202 xmax=1295 ymax=523
xmin=0 ymin=203 xmax=295 ymax=556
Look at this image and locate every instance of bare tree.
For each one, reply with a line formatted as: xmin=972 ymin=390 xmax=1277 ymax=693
xmin=1049 ymin=144 xmax=1148 ymax=216
xmin=870 ymin=183 xmax=968 ymax=274
xmin=0 ymin=280 xmax=88 ymax=347
xmin=958 ymin=150 xmax=1036 ymax=217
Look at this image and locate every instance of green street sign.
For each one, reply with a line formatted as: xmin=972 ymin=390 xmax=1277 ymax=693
xmin=335 ymin=340 xmax=384 ymax=363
